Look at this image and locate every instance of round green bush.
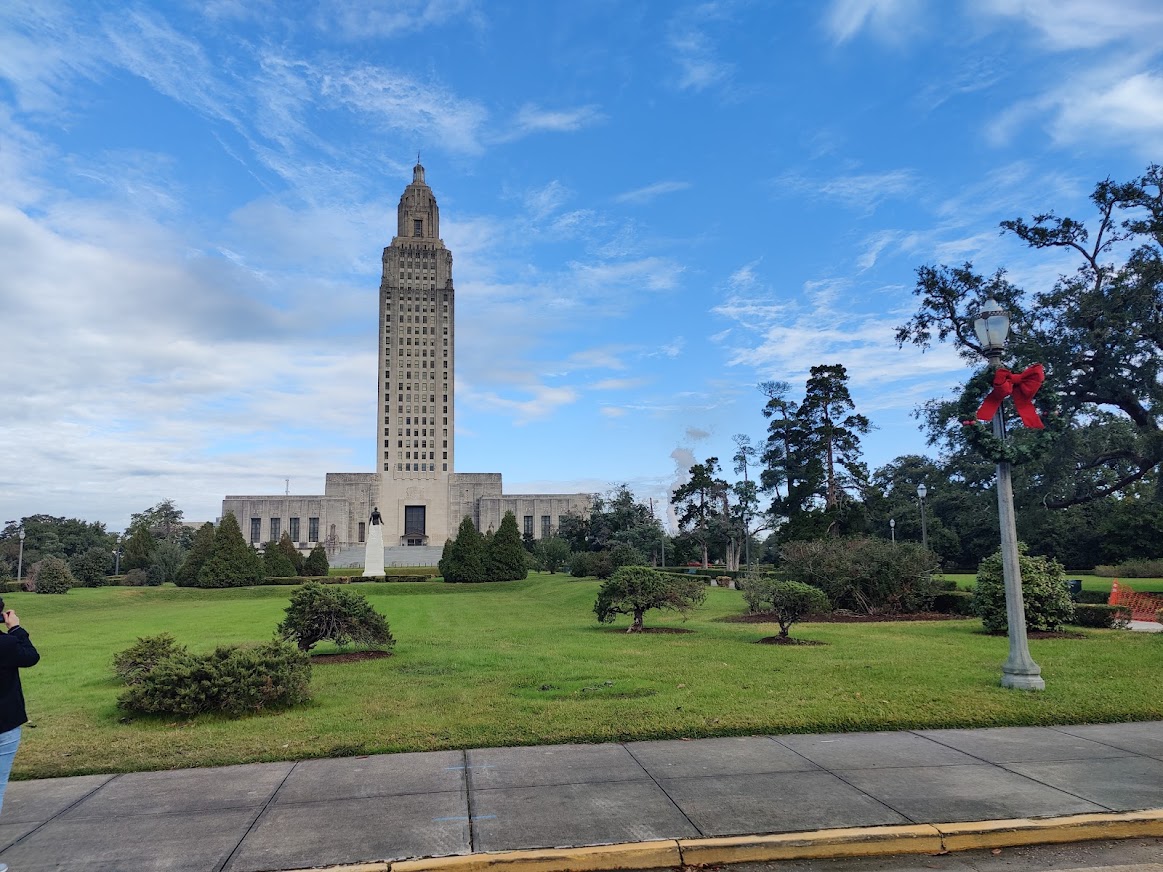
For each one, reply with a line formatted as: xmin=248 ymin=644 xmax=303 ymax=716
xmin=277 ymin=582 xmax=395 ymax=652
xmin=594 ymin=565 xmax=705 ymax=631
xmin=32 ymin=557 xmax=75 ymax=594
xmin=739 ymin=573 xmax=829 ymax=638
xmin=973 ymin=546 xmax=1075 ymax=634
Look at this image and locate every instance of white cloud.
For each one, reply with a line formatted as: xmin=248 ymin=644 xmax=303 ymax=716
xmin=523 ymin=180 xmax=571 ymax=220
xmin=317 ymin=0 xmax=483 ymax=40
xmin=774 ymin=168 xmax=920 ymax=212
xmin=666 ymin=3 xmax=735 ymax=93
xmin=978 ymin=0 xmax=1163 ymax=50
xmin=463 ymin=384 xmax=580 ymax=425
xmin=825 ymin=0 xmax=923 ymax=44
xmin=614 ymin=181 xmax=692 ymax=205
xmin=503 ymin=103 xmax=605 ymax=139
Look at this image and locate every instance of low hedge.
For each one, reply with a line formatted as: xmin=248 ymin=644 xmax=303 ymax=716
xmin=1094 ymin=559 xmax=1163 ymax=578
xmin=1071 ymin=604 xmax=1132 ymax=629
xmin=1074 ymin=589 xmax=1110 ymax=605
xmin=932 ymin=591 xmax=975 ymax=615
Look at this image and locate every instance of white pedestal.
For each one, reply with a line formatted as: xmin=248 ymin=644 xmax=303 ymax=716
xmin=363 ymin=524 xmax=385 ymax=576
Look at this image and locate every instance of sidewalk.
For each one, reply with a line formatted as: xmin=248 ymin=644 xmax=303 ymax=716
xmin=2 ymin=721 xmax=1161 ymax=872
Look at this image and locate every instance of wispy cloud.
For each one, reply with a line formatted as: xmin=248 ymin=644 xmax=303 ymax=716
xmin=316 ymin=0 xmax=484 ymax=41
xmin=666 ymin=3 xmax=735 ymax=93
xmin=774 ymin=168 xmax=920 ymax=212
xmin=498 ymin=103 xmax=605 ymax=142
xmin=824 ymin=0 xmax=924 ymax=45
xmin=614 ymin=180 xmax=691 ymax=205
xmin=978 ymin=0 xmax=1163 ymax=51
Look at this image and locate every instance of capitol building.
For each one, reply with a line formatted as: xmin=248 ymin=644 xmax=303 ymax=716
xmin=222 ymin=164 xmax=591 ymax=561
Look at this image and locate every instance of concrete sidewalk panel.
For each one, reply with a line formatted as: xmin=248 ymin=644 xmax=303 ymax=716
xmin=226 ymin=790 xmax=470 ymax=872
xmin=1003 ymin=756 xmax=1163 ymax=810
xmin=655 ymin=770 xmax=907 ymax=837
xmin=1055 ymin=722 xmax=1163 ymax=761
xmin=1 ymin=773 xmax=113 ymax=823
xmin=0 ymin=821 xmax=40 ymax=853
xmin=0 ymin=806 xmax=256 ymax=872
xmin=62 ymin=761 xmax=294 ymax=819
xmin=627 ymin=735 xmax=818 ymax=778
xmin=916 ymin=726 xmax=1134 ymax=763
xmin=775 ymin=730 xmax=980 ymax=770
xmin=274 ymin=750 xmax=464 ymax=803
xmin=470 ymin=779 xmax=699 ymax=852
xmin=838 ymin=763 xmax=1106 ymax=823
xmin=466 ymin=743 xmax=647 ymax=790
xmin=394 ymin=841 xmax=683 ymax=872
xmin=678 ymin=824 xmax=944 ymax=864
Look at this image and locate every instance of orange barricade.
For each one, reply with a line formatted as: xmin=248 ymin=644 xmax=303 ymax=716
xmin=1110 ymin=581 xmax=1163 ymax=622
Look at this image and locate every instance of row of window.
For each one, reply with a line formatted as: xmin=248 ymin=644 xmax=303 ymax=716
xmin=523 ymin=516 xmax=556 ymax=539
xmin=251 ymin=517 xmax=319 ymax=545
xmin=396 ymin=463 xmax=445 ymax=472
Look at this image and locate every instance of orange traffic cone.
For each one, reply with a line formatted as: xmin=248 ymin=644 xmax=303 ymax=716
xmin=1108 ymin=578 xmax=1119 ymax=606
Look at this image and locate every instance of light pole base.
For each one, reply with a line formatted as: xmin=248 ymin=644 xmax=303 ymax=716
xmin=1001 ymin=666 xmax=1045 ymax=691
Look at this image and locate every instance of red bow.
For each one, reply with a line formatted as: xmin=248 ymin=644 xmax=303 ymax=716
xmin=975 ymin=365 xmax=1045 ymax=429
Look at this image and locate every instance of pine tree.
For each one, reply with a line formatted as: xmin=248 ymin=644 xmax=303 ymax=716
xmin=487 ymin=511 xmax=528 ymax=581
xmin=197 ymin=513 xmax=263 ymax=588
xmin=262 ymin=540 xmax=298 ymax=578
xmin=122 ymin=524 xmax=157 ymax=571
xmin=439 ymin=516 xmax=487 ymax=582
xmin=303 ymin=544 xmax=329 ymax=577
xmin=278 ymin=532 xmax=305 ymax=574
xmin=176 ymin=522 xmax=216 ymax=587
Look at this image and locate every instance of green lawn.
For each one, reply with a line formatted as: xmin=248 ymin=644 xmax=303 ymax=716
xmin=10 ymin=574 xmax=1162 ymax=780
xmin=942 ymin=573 xmax=1163 ymax=593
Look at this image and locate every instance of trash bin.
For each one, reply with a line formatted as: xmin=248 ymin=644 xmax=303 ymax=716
xmin=1067 ymin=579 xmax=1083 ymax=597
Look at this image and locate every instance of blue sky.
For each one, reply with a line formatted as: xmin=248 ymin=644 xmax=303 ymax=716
xmin=2 ymin=0 xmax=1161 ymax=530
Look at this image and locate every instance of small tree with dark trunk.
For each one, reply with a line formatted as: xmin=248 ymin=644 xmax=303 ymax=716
xmin=277 ymin=582 xmax=395 ymax=652
xmin=593 ymin=565 xmax=706 ymax=632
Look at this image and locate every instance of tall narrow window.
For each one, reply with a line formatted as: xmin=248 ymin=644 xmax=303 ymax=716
xmin=308 ymin=517 xmax=319 ymax=542
xmin=541 ymin=515 xmax=551 ymax=539
xmin=523 ymin=515 xmax=534 ymax=538
xmin=250 ymin=518 xmax=261 ymax=544
xmin=289 ymin=517 xmax=300 ymax=542
xmin=358 ymin=522 xmax=366 ymax=543
xmin=413 ymin=219 xmax=422 ymax=237
xmin=270 ymin=517 xmax=281 ymax=541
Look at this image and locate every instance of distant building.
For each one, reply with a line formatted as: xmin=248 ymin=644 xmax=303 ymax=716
xmin=222 ymin=164 xmax=590 ymax=558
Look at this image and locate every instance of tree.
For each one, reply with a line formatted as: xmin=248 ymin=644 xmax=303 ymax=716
xmin=262 ymin=540 xmax=298 ymax=578
xmin=593 ymin=565 xmax=706 ymax=632
xmin=897 ymin=166 xmax=1163 ymax=508
xmin=70 ymin=545 xmax=112 ymax=586
xmin=277 ymin=532 xmax=305 ymax=574
xmin=439 ymin=516 xmax=488 ymax=583
xmin=1 ymin=515 xmax=112 ymax=578
xmin=673 ymin=457 xmax=728 ymax=568
xmin=148 ymin=541 xmax=186 ymax=585
xmin=303 ymin=544 xmax=330 ymax=576
xmin=534 ymin=536 xmax=571 ymax=574
xmin=738 ymin=574 xmax=830 ymax=638
xmin=129 ymin=499 xmax=188 ymax=545
xmin=731 ymin=433 xmax=765 ymax=568
xmin=277 ymin=582 xmax=395 ymax=652
xmin=31 ymin=556 xmax=75 ymax=594
xmin=177 ymin=523 xmax=216 ymax=586
xmin=486 ymin=511 xmax=528 ymax=581
xmin=197 ymin=513 xmax=263 ymax=588
xmin=122 ymin=524 xmax=157 ymax=571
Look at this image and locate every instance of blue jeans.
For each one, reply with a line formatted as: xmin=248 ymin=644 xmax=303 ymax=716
xmin=0 ymin=727 xmax=21 ymax=817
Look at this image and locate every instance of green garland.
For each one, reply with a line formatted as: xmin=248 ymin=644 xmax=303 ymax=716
xmin=955 ymin=367 xmax=1068 ymax=466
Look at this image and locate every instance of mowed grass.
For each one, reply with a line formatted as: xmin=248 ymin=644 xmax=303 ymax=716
xmin=942 ymin=573 xmax=1163 ymax=593
xmin=10 ymin=574 xmax=1162 ymax=780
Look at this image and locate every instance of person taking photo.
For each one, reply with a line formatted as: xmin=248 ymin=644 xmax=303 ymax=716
xmin=0 ymin=598 xmax=39 ymax=836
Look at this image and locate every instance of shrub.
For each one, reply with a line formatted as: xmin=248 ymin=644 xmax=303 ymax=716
xmin=739 ymin=573 xmax=829 ymax=638
xmin=31 ymin=557 xmax=74 ymax=594
xmin=122 ymin=568 xmax=150 ymax=587
xmin=277 ymin=582 xmax=395 ymax=652
xmin=534 ymin=537 xmax=571 ymax=574
xmin=973 ymin=546 xmax=1075 ymax=634
xmin=262 ymin=540 xmax=298 ymax=578
xmin=113 ymin=634 xmax=186 ymax=685
xmin=197 ymin=513 xmax=263 ymax=588
xmin=1095 ymin=559 xmax=1163 ymax=578
xmin=177 ymin=523 xmax=216 ymax=587
xmin=440 ymin=517 xmax=488 ymax=583
xmin=932 ymin=591 xmax=976 ymax=616
xmin=70 ymin=546 xmax=112 ymax=586
xmin=1074 ymin=589 xmax=1110 ymax=605
xmin=779 ymin=538 xmax=941 ymax=615
xmin=594 ymin=565 xmax=706 ymax=631
xmin=608 ymin=543 xmax=647 ymax=570
xmin=1157 ymin=607 xmax=1163 ymax=624
xmin=1072 ymin=604 xmax=1132 ymax=629
xmin=570 ymin=551 xmax=594 ymax=578
xmin=278 ymin=532 xmax=305 ymax=575
xmin=117 ymin=641 xmax=311 ymax=717
xmin=148 ymin=540 xmax=186 ymax=585
xmin=303 ymin=544 xmax=329 ymax=576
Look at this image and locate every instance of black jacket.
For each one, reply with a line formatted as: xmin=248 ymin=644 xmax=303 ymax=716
xmin=0 ymin=627 xmax=39 ymax=733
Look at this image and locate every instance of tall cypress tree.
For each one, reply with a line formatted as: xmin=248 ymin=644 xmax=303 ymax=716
xmin=122 ymin=524 xmax=157 ymax=571
xmin=303 ymin=544 xmax=329 ymax=577
xmin=439 ymin=516 xmax=487 ymax=582
xmin=197 ymin=513 xmax=263 ymax=587
xmin=176 ymin=522 xmax=216 ymax=587
xmin=487 ymin=511 xmax=528 ymax=581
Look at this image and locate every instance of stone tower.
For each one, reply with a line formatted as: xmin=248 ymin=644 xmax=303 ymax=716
xmin=373 ymin=161 xmax=456 ymax=545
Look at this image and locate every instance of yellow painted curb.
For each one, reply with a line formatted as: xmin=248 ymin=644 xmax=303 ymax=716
xmin=392 ymin=840 xmax=682 ymax=872
xmin=678 ymin=824 xmax=943 ymax=865
xmin=935 ymin=809 xmax=1163 ymax=852
xmin=277 ymin=864 xmax=390 ymax=872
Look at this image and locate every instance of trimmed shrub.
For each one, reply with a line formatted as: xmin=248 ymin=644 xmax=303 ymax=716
xmin=117 ymin=641 xmax=311 ymax=717
xmin=608 ymin=543 xmax=647 ymax=570
xmin=485 ymin=511 xmax=528 ymax=581
xmin=780 ymin=538 xmax=941 ymax=615
xmin=973 ymin=546 xmax=1075 ymax=634
xmin=1072 ymin=604 xmax=1132 ymax=629
xmin=177 ymin=523 xmax=216 ymax=587
xmin=739 ymin=573 xmax=829 ymax=638
xmin=932 ymin=591 xmax=976 ymax=616
xmin=278 ymin=532 xmax=305 ymax=575
xmin=148 ymin=540 xmax=185 ymax=585
xmin=1095 ymin=559 xmax=1163 ymax=578
xmin=70 ymin=546 xmax=112 ymax=586
xmin=277 ymin=582 xmax=395 ymax=652
xmin=31 ymin=557 xmax=74 ymax=594
xmin=440 ymin=517 xmax=488 ymax=583
xmin=262 ymin=540 xmax=298 ymax=578
xmin=197 ymin=513 xmax=263 ymax=588
xmin=303 ymin=544 xmax=329 ymax=577
xmin=594 ymin=565 xmax=706 ymax=631
xmin=122 ymin=568 xmax=150 ymax=587
xmin=113 ymin=634 xmax=185 ymax=685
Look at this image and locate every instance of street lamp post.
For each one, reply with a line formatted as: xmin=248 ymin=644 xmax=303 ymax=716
xmin=113 ymin=538 xmax=122 ymax=576
xmin=17 ymin=528 xmax=25 ymax=582
xmin=889 ymin=518 xmax=895 ymax=545
xmin=974 ymin=298 xmax=1044 ymax=691
xmin=916 ymin=484 xmax=928 ymax=552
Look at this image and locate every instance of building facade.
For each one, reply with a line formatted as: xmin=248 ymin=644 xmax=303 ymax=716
xmin=222 ymin=164 xmax=590 ymax=557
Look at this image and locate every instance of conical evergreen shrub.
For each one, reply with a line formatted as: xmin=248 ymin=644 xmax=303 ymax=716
xmin=439 ymin=516 xmax=487 ymax=582
xmin=177 ymin=522 xmax=215 ymax=587
xmin=197 ymin=513 xmax=263 ymax=588
xmin=487 ymin=511 xmax=528 ymax=581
